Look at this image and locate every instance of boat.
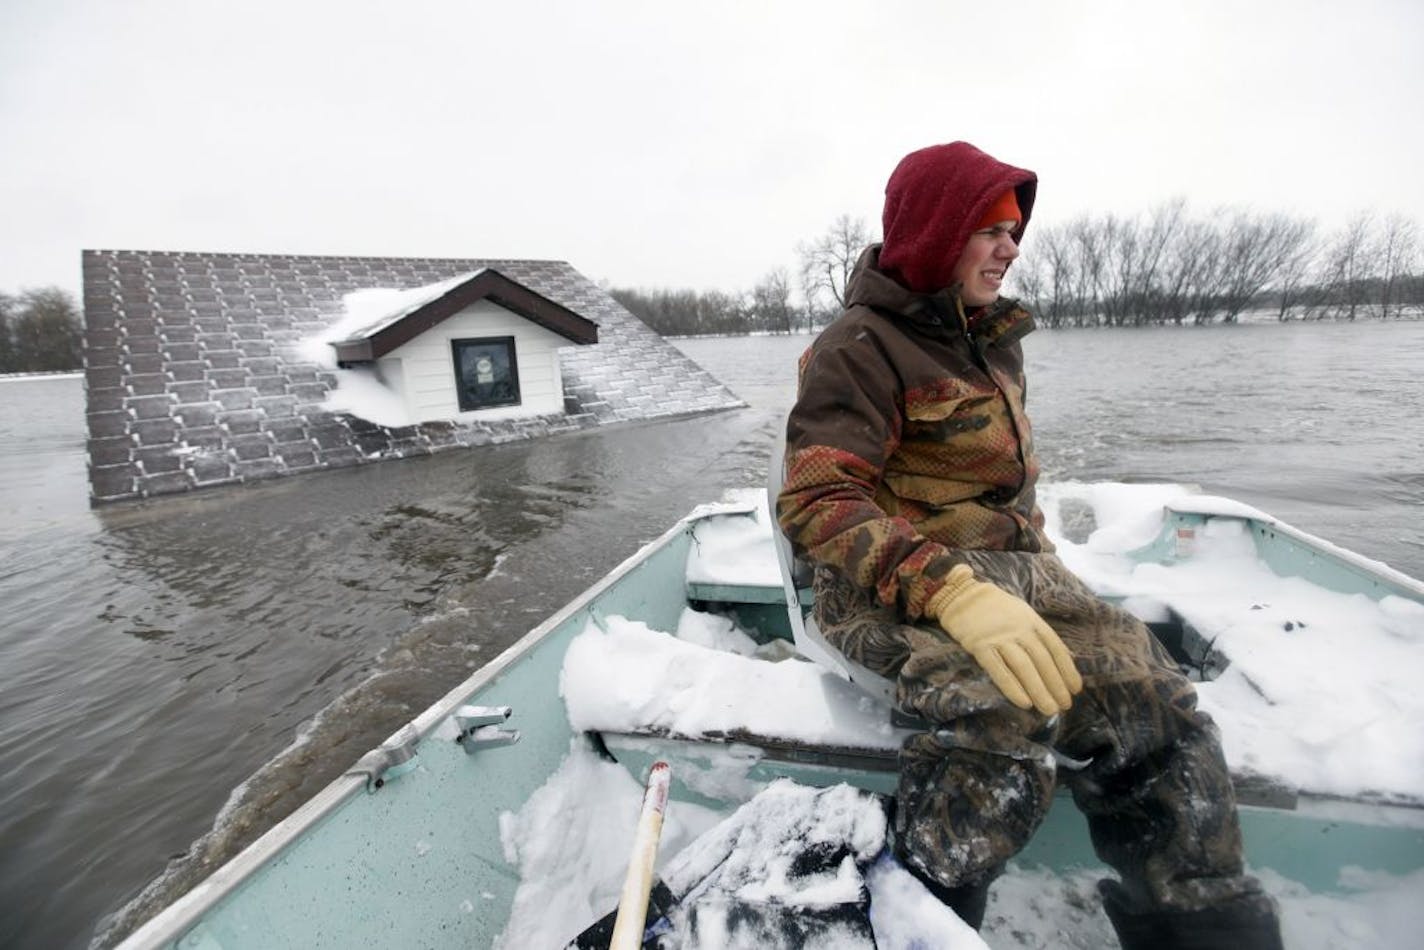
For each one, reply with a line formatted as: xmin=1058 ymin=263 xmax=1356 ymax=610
xmin=113 ymin=481 xmax=1424 ymax=949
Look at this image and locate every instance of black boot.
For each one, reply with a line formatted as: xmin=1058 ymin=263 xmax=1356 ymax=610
xmin=1099 ymin=880 xmax=1284 ymax=950
xmin=886 ymin=796 xmax=994 ymax=930
xmin=938 ymin=879 xmax=992 ymax=931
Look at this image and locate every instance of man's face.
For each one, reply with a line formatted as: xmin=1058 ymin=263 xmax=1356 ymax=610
xmin=950 ymin=221 xmax=1020 ymax=307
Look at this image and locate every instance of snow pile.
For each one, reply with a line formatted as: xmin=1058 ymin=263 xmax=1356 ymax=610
xmin=562 ymin=610 xmax=904 ymax=750
xmin=1261 ymin=866 xmax=1424 ymax=950
xmin=684 ymin=492 xmax=782 ymax=588
xmin=673 ymin=608 xmax=760 ymax=657
xmin=1039 ymin=482 xmax=1424 ymax=801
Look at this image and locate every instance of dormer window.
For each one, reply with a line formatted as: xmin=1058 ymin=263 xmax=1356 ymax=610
xmin=453 ymin=337 xmax=520 ymax=411
xmin=322 ymin=267 xmax=598 ymax=426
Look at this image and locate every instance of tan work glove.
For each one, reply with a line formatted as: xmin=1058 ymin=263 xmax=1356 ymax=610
xmin=926 ymin=564 xmax=1083 ymax=716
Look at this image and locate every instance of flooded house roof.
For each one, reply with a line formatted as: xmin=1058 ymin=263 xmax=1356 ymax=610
xmin=81 ymin=249 xmax=744 ymax=504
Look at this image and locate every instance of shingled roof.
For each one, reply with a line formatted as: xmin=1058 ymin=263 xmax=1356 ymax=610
xmin=81 ymin=250 xmax=744 ymax=504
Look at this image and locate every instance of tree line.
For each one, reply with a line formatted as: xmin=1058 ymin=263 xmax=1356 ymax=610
xmin=0 ymin=287 xmax=83 ymax=373
xmin=610 ymin=214 xmax=871 ymax=337
xmin=4 ymin=204 xmax=1420 ymax=373
xmin=612 ymin=206 xmax=1422 ymax=336
xmin=1014 ymin=203 xmax=1421 ymax=327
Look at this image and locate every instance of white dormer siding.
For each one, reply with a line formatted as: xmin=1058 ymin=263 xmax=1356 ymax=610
xmin=379 ymin=299 xmax=567 ymax=424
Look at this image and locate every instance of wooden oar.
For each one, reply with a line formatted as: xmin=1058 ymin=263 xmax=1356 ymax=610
xmin=608 ymin=761 xmax=672 ymax=950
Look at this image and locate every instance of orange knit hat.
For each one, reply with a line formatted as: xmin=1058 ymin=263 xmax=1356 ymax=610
xmin=974 ymin=188 xmax=1022 ymax=230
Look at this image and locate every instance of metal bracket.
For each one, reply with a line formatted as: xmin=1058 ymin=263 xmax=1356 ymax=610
xmin=348 ymin=725 xmax=421 ymax=793
xmin=453 ymin=705 xmax=520 ymax=754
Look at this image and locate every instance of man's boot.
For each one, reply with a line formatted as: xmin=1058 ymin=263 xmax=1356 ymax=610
xmin=1099 ymin=880 xmax=1284 ymax=950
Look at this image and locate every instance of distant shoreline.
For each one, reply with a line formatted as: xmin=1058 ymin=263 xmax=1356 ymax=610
xmin=666 ymin=308 xmax=1424 ymax=340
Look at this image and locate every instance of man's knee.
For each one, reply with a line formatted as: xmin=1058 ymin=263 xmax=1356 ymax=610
xmin=896 ymin=732 xmax=1056 ymax=887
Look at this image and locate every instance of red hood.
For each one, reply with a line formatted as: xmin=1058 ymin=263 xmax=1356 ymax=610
xmin=879 ymin=142 xmax=1037 ymax=294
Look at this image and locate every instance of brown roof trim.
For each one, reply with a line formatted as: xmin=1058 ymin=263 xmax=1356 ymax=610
xmin=331 ymin=268 xmax=598 ymax=363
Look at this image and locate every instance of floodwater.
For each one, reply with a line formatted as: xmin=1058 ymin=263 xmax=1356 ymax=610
xmin=1 ymin=320 xmax=1421 ymax=949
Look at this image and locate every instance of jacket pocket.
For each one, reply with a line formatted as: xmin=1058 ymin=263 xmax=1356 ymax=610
xmin=899 ymin=376 xmax=1002 ymax=447
xmin=887 ymin=379 xmax=1014 ymax=507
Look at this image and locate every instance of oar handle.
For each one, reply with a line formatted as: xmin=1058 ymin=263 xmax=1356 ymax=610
xmin=609 ymin=761 xmax=671 ymax=950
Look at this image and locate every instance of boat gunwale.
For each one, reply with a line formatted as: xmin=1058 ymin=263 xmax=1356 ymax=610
xmin=116 ymin=508 xmax=730 ymax=950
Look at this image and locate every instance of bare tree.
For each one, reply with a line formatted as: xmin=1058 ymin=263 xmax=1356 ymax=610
xmin=1152 ymin=219 xmax=1219 ymax=325
xmin=1097 ymin=213 xmax=1137 ymax=327
xmin=1067 ymin=216 xmax=1109 ymax=326
xmin=1006 ymin=244 xmax=1046 ymax=318
xmin=1029 ymin=225 xmax=1080 ymax=328
xmin=0 ymin=292 xmax=15 ymax=373
xmin=1271 ymin=221 xmax=1322 ymax=320
xmin=798 ymin=214 xmax=871 ymax=320
xmin=1133 ymin=200 xmax=1187 ymax=324
xmin=749 ymin=268 xmax=797 ymax=333
xmin=1321 ymin=213 xmax=1375 ymax=320
xmin=1096 ymin=209 xmax=1180 ymax=327
xmin=1377 ymin=214 xmax=1420 ymax=319
xmin=1215 ymin=211 xmax=1315 ymax=322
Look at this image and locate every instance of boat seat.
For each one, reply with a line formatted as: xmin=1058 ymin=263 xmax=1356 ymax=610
xmin=766 ymin=428 xmax=901 ymax=710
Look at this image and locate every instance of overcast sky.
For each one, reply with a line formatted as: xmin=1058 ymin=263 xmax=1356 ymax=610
xmin=2 ymin=0 xmax=1421 ymax=299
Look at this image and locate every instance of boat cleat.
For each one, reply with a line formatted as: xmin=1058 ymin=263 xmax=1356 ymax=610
xmin=453 ymin=705 xmax=521 ymax=754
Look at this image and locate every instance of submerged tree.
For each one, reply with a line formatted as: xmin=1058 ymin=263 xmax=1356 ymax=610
xmin=748 ymin=268 xmax=799 ymax=334
xmin=1214 ymin=211 xmax=1315 ymax=322
xmin=1003 ymin=200 xmax=1424 ymax=326
xmin=0 ymin=292 xmax=15 ymax=373
xmin=1320 ymin=213 xmax=1378 ymax=320
xmin=2 ymin=286 xmax=82 ymax=372
xmin=1377 ymin=214 xmax=1420 ymax=320
xmin=1272 ymin=224 xmax=1323 ymax=321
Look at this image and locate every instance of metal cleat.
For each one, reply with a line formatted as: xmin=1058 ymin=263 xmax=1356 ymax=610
xmin=348 ymin=725 xmax=421 ymax=792
xmin=453 ymin=705 xmax=520 ymax=754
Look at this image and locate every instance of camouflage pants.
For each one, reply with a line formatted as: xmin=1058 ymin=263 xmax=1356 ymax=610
xmin=813 ymin=552 xmax=1268 ymax=914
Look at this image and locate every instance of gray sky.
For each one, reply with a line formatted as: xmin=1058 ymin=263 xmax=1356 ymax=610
xmin=3 ymin=0 xmax=1421 ymax=299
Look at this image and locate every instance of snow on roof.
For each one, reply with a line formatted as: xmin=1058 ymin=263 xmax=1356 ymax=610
xmin=327 ymin=271 xmax=483 ymax=344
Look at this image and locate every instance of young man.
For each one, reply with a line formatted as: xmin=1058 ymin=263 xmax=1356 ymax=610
xmin=775 ymin=142 xmax=1282 ymax=948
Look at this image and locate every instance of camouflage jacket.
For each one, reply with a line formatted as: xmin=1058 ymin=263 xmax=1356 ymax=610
xmin=776 ymin=245 xmax=1052 ymax=621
